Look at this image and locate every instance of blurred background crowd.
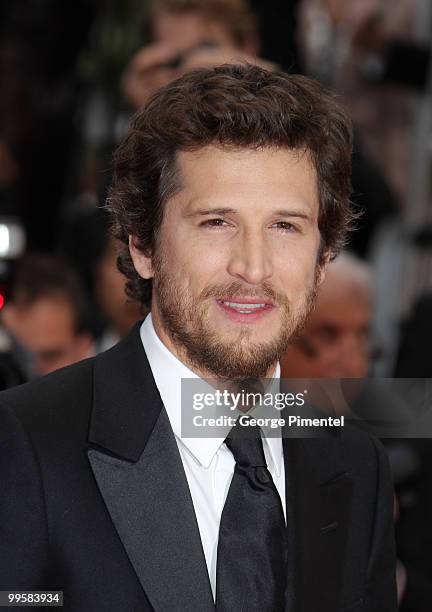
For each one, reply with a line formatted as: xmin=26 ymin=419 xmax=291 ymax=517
xmin=0 ymin=0 xmax=431 ymax=609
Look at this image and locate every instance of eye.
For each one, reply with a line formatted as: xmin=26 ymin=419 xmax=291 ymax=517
xmin=272 ymin=221 xmax=298 ymax=233
xmin=200 ymin=218 xmax=230 ymax=228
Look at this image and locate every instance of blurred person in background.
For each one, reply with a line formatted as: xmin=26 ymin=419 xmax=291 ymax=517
xmin=279 ymin=250 xmax=417 ymax=432
xmin=122 ymin=0 xmax=265 ymax=110
xmin=298 ymin=0 xmax=429 ymax=203
xmin=352 ymin=14 xmax=431 ymax=92
xmin=1 ymin=254 xmax=93 ymax=377
xmin=279 ymin=252 xmax=382 ymax=429
xmin=281 ymin=252 xmax=372 ymax=379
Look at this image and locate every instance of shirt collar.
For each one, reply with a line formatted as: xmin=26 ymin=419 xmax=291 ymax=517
xmin=140 ymin=313 xmax=283 ymax=475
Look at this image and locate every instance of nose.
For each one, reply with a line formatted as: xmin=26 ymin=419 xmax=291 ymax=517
xmin=226 ymin=229 xmax=273 ymax=285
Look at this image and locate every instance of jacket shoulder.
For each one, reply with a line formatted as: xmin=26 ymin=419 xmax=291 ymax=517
xmin=0 ymin=357 xmax=95 ymax=433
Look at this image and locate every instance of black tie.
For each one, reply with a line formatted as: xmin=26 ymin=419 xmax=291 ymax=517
xmin=215 ymin=418 xmax=287 ymax=611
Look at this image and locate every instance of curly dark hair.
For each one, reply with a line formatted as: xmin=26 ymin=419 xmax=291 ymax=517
xmin=107 ymin=63 xmax=355 ymax=308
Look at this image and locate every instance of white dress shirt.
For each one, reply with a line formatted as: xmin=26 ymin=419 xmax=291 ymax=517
xmin=140 ymin=314 xmax=286 ymax=600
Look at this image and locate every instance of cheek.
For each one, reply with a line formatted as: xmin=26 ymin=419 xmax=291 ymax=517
xmin=171 ymin=239 xmax=227 ymax=288
xmin=273 ymin=232 xmax=321 ymax=281
xmin=275 ymin=253 xmax=318 ymax=294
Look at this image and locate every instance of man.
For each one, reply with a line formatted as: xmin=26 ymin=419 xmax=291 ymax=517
xmin=1 ymin=254 xmax=93 ymax=377
xmin=0 ymin=65 xmax=397 ymax=610
xmin=281 ymin=252 xmax=372 ymax=379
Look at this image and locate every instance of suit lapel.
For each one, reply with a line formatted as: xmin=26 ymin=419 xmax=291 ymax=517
xmin=283 ymin=434 xmax=353 ymax=612
xmin=87 ymin=324 xmax=214 ymax=612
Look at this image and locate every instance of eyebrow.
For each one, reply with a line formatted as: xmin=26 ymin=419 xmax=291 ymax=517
xmin=186 ymin=207 xmax=312 ymax=220
xmin=273 ymin=209 xmax=312 ymax=221
xmin=186 ymin=207 xmax=236 ymax=217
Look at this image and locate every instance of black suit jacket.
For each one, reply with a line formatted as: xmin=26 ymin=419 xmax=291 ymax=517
xmin=0 ymin=324 xmax=397 ymax=611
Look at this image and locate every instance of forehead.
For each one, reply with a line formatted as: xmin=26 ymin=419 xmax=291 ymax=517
xmin=170 ymin=145 xmax=319 ymax=212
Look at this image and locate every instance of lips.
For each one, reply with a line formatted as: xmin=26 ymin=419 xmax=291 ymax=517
xmin=220 ymin=300 xmax=268 ymax=314
xmin=216 ymin=298 xmax=274 ymax=315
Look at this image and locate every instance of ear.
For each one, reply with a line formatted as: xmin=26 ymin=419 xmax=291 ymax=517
xmin=129 ymin=235 xmax=154 ymax=279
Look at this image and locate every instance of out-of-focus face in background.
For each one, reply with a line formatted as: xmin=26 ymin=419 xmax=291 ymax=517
xmin=122 ymin=0 xmax=262 ymax=111
xmin=0 ymin=254 xmax=95 ymax=378
xmin=2 ymin=294 xmax=92 ymax=376
xmin=281 ymin=253 xmax=372 ymax=379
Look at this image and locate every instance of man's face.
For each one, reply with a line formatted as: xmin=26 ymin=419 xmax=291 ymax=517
xmin=5 ymin=296 xmax=92 ymax=376
xmin=131 ymin=146 xmax=324 ymax=380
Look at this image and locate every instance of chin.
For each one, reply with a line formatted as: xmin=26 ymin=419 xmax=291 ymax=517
xmin=222 ymin=327 xmax=276 ymax=345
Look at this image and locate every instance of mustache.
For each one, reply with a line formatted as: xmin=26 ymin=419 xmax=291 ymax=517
xmin=199 ymin=281 xmax=288 ymax=306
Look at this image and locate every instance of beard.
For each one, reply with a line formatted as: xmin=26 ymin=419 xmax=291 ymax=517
xmin=152 ymin=249 xmax=319 ymax=381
